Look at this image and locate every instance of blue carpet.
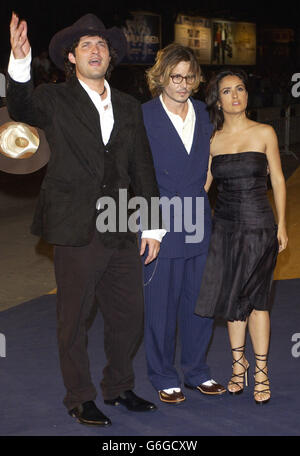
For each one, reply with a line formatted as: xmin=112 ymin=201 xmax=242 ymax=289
xmin=0 ymin=279 xmax=299 ymax=437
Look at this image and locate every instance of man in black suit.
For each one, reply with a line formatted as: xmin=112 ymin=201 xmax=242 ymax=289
xmin=7 ymin=12 xmax=163 ymax=426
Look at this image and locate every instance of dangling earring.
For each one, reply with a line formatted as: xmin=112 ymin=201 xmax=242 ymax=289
xmin=218 ymin=104 xmax=222 ymax=111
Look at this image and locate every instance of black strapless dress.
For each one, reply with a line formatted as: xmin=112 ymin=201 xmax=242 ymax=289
xmin=195 ymin=152 xmax=279 ymax=321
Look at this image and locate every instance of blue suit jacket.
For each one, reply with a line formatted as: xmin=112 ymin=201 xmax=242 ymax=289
xmin=142 ymin=96 xmax=213 ymax=258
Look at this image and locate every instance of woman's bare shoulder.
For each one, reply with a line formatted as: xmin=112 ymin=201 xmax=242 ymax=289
xmin=249 ymin=121 xmax=276 ymax=137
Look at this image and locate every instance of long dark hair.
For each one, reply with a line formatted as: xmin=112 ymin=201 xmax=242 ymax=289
xmin=205 ymin=68 xmax=249 ymax=134
xmin=63 ymin=35 xmax=118 ymax=81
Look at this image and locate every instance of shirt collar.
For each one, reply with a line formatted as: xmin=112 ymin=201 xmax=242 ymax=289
xmin=78 ymin=78 xmax=111 ymax=109
xmin=159 ymin=94 xmax=192 ymax=122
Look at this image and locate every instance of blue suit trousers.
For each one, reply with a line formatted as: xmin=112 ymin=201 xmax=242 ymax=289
xmin=143 ymin=253 xmax=213 ymax=391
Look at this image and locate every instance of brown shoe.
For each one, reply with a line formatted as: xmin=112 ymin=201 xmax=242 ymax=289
xmin=185 ymin=380 xmax=226 ymax=395
xmin=158 ymin=389 xmax=186 ymax=404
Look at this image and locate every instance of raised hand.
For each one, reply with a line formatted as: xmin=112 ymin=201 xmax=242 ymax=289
xmin=10 ymin=12 xmax=31 ymax=59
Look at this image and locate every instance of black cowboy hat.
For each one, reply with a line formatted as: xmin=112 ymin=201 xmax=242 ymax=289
xmin=0 ymin=107 xmax=50 ymax=174
xmin=48 ymin=13 xmax=127 ymax=71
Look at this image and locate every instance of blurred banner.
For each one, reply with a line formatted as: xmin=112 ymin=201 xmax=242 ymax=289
xmin=211 ymin=20 xmax=256 ymax=65
xmin=258 ymin=27 xmax=295 ymax=67
xmin=174 ymin=14 xmax=212 ymax=64
xmin=175 ymin=14 xmax=256 ymax=65
xmin=260 ymin=27 xmax=295 ymax=43
xmin=122 ymin=11 xmax=161 ymax=64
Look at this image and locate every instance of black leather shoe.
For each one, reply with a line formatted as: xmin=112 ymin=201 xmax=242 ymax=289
xmin=69 ymin=400 xmax=112 ymax=426
xmin=104 ymin=390 xmax=157 ymax=412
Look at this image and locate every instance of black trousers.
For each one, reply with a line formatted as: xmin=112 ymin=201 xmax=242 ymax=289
xmin=54 ymin=233 xmax=144 ymax=411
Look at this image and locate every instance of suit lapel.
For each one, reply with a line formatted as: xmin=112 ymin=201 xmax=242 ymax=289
xmin=179 ymin=98 xmax=210 ymax=182
xmin=107 ymin=88 xmax=122 ymax=146
xmin=66 ymin=77 xmax=104 ymax=179
xmin=67 ymin=77 xmax=103 ymax=142
xmin=150 ymin=98 xmax=191 ymax=165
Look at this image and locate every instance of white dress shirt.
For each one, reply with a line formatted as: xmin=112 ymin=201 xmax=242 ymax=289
xmin=77 ymin=78 xmax=113 ymax=146
xmin=8 ymin=50 xmax=166 ymax=242
xmin=159 ymin=94 xmax=195 ymax=154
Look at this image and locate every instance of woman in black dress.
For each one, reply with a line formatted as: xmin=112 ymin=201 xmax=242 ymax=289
xmin=195 ymin=69 xmax=288 ymax=404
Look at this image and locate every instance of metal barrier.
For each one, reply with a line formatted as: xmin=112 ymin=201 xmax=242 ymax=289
xmin=253 ymin=105 xmax=300 ymax=159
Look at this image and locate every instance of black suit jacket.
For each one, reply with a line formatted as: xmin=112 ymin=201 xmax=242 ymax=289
xmin=6 ymin=75 xmax=160 ymax=247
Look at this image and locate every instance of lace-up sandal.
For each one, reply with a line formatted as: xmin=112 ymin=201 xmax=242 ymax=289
xmin=253 ymin=353 xmax=271 ymax=405
xmin=227 ymin=344 xmax=249 ymax=395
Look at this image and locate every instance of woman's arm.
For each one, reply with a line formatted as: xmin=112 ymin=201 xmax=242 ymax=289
xmin=204 ymin=154 xmax=214 ymax=192
xmin=264 ymin=125 xmax=288 ymax=252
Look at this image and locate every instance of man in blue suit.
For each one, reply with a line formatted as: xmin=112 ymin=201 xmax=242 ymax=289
xmin=142 ymin=44 xmax=226 ymax=403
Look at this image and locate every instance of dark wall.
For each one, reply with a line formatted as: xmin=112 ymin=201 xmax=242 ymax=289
xmin=1 ymin=0 xmax=299 ymax=69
